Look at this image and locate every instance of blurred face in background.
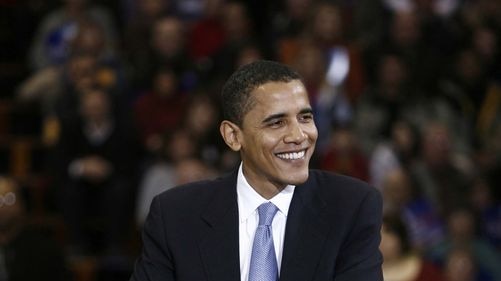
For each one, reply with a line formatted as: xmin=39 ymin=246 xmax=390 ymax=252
xmin=422 ymin=123 xmax=451 ymax=169
xmin=292 ymin=42 xmax=326 ymax=91
xmin=222 ymin=2 xmax=251 ymax=40
xmin=72 ymin=21 xmax=106 ymax=57
xmin=311 ymin=3 xmax=343 ymax=44
xmin=139 ymin=0 xmax=168 ymax=18
xmin=456 ymin=49 xmax=483 ymax=85
xmin=445 ymin=248 xmax=476 ymax=281
xmin=152 ymin=17 xmax=185 ymax=58
xmin=165 ymin=129 xmax=197 ymax=163
xmin=382 ymin=169 xmax=413 ymax=209
xmin=80 ymin=88 xmax=110 ymax=123
xmin=186 ymin=96 xmax=218 ymax=137
xmin=379 ymin=224 xmax=403 ymax=262
xmin=391 ymin=121 xmax=415 ymax=156
xmin=154 ymin=69 xmax=178 ymax=98
xmin=236 ymin=45 xmax=263 ymax=69
xmin=448 ymin=209 xmax=475 ymax=242
xmin=391 ymin=11 xmax=421 ymax=47
xmin=378 ymin=54 xmax=407 ymax=99
xmin=0 ymin=178 xmax=23 ymax=233
xmin=67 ymin=54 xmax=98 ymax=92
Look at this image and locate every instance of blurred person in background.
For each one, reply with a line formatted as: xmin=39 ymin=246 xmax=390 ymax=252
xmin=187 ymin=0 xmax=226 ymax=66
xmin=28 ymin=0 xmax=118 ymax=70
xmin=18 ymin=29 xmax=122 ymax=117
xmin=364 ymin=8 xmax=440 ymax=93
xmin=381 ymin=168 xmax=445 ymax=251
xmin=55 ymin=86 xmax=141 ymax=257
xmin=317 ymin=124 xmax=369 ymax=181
xmin=182 ymin=93 xmax=230 ymax=169
xmin=444 ymin=246 xmax=490 ymax=281
xmin=0 ymin=176 xmax=69 ymax=281
xmin=135 ymin=128 xmax=198 ymax=227
xmin=437 ymin=47 xmax=489 ymax=151
xmin=133 ymin=66 xmax=189 ymax=156
xmin=354 ymin=51 xmax=421 ymax=156
xmin=369 ymin=119 xmax=420 ymax=190
xmin=127 ymin=15 xmax=198 ymax=93
xmin=410 ymin=121 xmax=472 ymax=216
xmin=427 ymin=207 xmax=501 ymax=281
xmin=469 ymin=175 xmax=501 ymax=251
xmin=380 ymin=215 xmax=446 ymax=281
xmin=270 ymin=0 xmax=313 ymax=42
xmin=123 ymin=0 xmax=173 ymax=61
xmin=208 ymin=1 xmax=259 ymax=82
xmin=278 ymin=1 xmax=366 ymax=107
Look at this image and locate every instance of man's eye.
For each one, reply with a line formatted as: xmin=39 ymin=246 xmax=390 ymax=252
xmin=269 ymin=120 xmax=284 ymax=128
xmin=300 ymin=114 xmax=314 ymax=122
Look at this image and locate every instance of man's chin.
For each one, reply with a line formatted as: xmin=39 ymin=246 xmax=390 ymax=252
xmin=285 ymin=170 xmax=310 ymax=185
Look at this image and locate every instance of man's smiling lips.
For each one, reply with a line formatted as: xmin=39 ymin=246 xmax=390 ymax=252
xmin=275 ymin=149 xmax=307 ymax=160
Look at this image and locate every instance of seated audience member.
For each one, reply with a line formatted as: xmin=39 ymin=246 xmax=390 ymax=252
xmin=28 ymin=0 xmax=118 ymax=70
xmin=411 ymin=121 xmax=472 ymax=217
xmin=382 ymin=168 xmax=445 ymax=251
xmin=133 ymin=66 xmax=189 ymax=155
xmin=369 ymin=119 xmax=420 ymax=190
xmin=0 ymin=176 xmax=69 ymax=281
xmin=128 ymin=15 xmax=197 ymax=92
xmin=354 ymin=52 xmax=420 ymax=156
xmin=380 ymin=215 xmax=446 ymax=281
xmin=182 ymin=93 xmax=229 ymax=169
xmin=427 ymin=208 xmax=501 ymax=281
xmin=55 ymin=86 xmax=141 ymax=256
xmin=444 ymin=246 xmax=494 ymax=281
xmin=470 ymin=176 xmax=501 ymax=251
xmin=318 ymin=124 xmax=369 ymax=181
xmin=135 ymin=129 xmax=198 ymax=227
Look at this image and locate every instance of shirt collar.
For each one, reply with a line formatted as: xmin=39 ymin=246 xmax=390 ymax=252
xmin=237 ymin=162 xmax=295 ymax=223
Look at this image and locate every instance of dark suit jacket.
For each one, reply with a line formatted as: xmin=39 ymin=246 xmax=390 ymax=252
xmin=131 ymin=169 xmax=383 ymax=281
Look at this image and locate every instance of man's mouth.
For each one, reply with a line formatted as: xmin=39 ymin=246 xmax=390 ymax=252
xmin=275 ymin=150 xmax=306 ymax=160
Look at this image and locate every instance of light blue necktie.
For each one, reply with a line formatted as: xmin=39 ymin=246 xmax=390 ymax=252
xmin=248 ymin=202 xmax=279 ymax=281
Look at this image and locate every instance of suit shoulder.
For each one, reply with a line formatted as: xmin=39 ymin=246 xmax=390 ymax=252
xmin=308 ymin=169 xmax=379 ymax=198
xmin=154 ymin=176 xmax=224 ymax=207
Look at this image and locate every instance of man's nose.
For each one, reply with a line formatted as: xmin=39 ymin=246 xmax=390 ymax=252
xmin=284 ymin=122 xmax=307 ymax=143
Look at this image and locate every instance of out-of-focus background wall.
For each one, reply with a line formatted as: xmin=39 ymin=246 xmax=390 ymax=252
xmin=0 ymin=0 xmax=501 ymax=280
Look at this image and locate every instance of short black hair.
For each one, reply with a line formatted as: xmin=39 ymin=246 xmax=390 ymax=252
xmin=221 ymin=60 xmax=302 ymax=126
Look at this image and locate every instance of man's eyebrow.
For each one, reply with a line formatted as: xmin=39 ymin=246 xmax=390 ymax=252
xmin=261 ymin=108 xmax=313 ymax=124
xmin=262 ymin=113 xmax=286 ymax=124
xmin=299 ymin=108 xmax=314 ymax=115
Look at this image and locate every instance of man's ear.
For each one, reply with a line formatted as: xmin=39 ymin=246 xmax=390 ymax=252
xmin=220 ymin=120 xmax=242 ymax=151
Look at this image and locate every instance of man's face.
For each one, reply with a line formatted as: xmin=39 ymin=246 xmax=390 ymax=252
xmin=237 ymin=80 xmax=318 ymax=190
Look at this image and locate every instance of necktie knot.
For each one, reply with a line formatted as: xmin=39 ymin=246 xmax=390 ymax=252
xmin=257 ymin=202 xmax=278 ymax=226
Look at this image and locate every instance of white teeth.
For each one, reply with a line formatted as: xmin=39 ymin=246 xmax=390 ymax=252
xmin=277 ymin=150 xmax=305 ymax=160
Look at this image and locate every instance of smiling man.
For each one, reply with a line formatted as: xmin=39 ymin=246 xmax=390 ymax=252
xmin=130 ymin=60 xmax=383 ymax=281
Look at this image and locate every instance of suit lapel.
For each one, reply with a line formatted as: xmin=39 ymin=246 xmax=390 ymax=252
xmin=280 ymin=175 xmax=331 ymax=281
xmin=198 ymin=171 xmax=241 ymax=281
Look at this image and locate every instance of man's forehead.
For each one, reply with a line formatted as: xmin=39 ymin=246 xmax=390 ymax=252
xmin=252 ymin=80 xmax=306 ymax=96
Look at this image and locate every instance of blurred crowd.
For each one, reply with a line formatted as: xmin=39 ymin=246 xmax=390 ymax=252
xmin=0 ymin=0 xmax=501 ymax=280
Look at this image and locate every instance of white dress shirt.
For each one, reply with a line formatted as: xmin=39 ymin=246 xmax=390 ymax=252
xmin=237 ymin=163 xmax=295 ymax=281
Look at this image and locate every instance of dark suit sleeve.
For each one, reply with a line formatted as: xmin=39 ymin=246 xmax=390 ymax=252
xmin=130 ymin=196 xmax=176 ymax=281
xmin=334 ymin=187 xmax=383 ymax=281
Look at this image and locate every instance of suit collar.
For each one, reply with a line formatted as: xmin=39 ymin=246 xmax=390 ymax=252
xmin=198 ymin=170 xmax=333 ymax=281
xmin=198 ymin=170 xmax=241 ymax=281
xmin=280 ymin=172 xmax=332 ymax=281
